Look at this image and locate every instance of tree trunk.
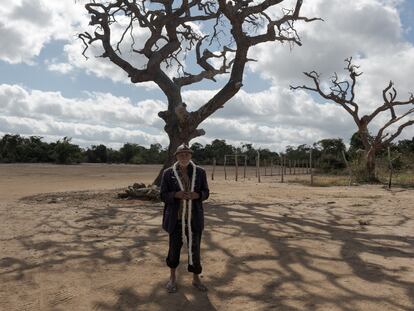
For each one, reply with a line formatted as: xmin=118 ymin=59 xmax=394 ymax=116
xmin=152 ymin=118 xmax=202 ymax=186
xmin=365 ymin=148 xmax=377 ymax=182
xmin=153 ymin=132 xmax=182 ymax=186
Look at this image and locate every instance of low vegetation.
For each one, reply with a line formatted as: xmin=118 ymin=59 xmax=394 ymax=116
xmin=1 ymin=133 xmax=413 ymax=186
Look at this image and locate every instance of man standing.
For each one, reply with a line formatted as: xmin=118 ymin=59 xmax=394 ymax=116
xmin=160 ymin=144 xmax=209 ymax=293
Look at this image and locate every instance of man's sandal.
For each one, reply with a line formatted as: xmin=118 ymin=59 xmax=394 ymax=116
xmin=192 ymin=282 xmax=208 ymax=292
xmin=166 ymin=281 xmax=177 ymax=293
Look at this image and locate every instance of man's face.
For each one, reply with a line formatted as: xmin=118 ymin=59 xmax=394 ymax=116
xmin=176 ymin=152 xmax=192 ymax=167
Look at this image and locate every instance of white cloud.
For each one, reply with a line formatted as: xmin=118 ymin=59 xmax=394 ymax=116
xmin=47 ymin=62 xmax=74 ymax=74
xmin=249 ymin=1 xmax=414 ymax=100
xmin=0 ymin=0 xmax=85 ymax=64
xmin=0 ymin=84 xmax=167 ymax=148
xmin=0 ymin=115 xmax=167 ymax=149
xmin=0 ymin=84 xmax=166 ymax=127
xmin=0 ymin=0 xmax=201 ymax=86
xmin=184 ymin=87 xmax=356 ymax=149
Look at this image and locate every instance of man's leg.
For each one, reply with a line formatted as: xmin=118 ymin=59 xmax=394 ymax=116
xmin=187 ymin=230 xmax=207 ymax=291
xmin=166 ymin=222 xmax=183 ymax=292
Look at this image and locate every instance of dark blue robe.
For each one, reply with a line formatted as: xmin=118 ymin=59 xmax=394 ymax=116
xmin=160 ymin=164 xmax=209 ymax=234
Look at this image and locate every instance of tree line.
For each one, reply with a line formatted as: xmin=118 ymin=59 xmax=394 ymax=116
xmin=0 ymin=135 xmax=166 ymax=165
xmin=1 ymin=134 xmax=413 ymax=174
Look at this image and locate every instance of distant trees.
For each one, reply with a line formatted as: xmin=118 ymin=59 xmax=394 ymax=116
xmin=190 ymin=142 xmax=205 ymax=163
xmin=1 ymin=134 xmax=413 ymax=179
xmin=241 ymin=143 xmax=266 ymax=166
xmin=0 ymin=135 xmax=83 ymax=164
xmin=291 ymin=58 xmax=414 ymax=181
xmin=283 ymin=138 xmax=346 ymax=173
xmin=314 ymin=138 xmax=346 ymax=172
xmin=119 ymin=143 xmax=143 ymax=164
xmin=50 ymin=137 xmax=83 ymax=164
xmin=86 ymin=144 xmax=108 ymax=163
xmin=0 ymin=134 xmax=169 ymax=165
xmin=190 ymin=139 xmax=279 ymax=166
xmin=0 ymin=134 xmax=170 ymax=164
xmin=285 ymin=144 xmax=310 ymax=160
xmin=118 ymin=143 xmax=167 ymax=164
xmin=0 ymin=134 xmax=52 ymax=163
xmin=396 ymin=137 xmax=414 ymax=154
xmin=203 ymin=139 xmax=235 ymax=165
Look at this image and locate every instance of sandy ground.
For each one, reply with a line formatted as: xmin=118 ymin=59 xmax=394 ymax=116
xmin=0 ymin=163 xmax=413 ymax=311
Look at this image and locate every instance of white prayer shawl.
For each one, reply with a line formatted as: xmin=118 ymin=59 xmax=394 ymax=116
xmin=172 ymin=160 xmax=196 ymax=265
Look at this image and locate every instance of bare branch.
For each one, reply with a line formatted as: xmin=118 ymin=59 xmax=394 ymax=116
xmin=246 ymin=0 xmax=323 ymax=46
xmin=173 ymin=36 xmax=236 ymax=87
xmin=290 ymin=69 xmax=357 ymax=118
xmin=382 ymin=81 xmax=397 ymax=119
xmin=377 ymin=107 xmax=414 ymax=144
xmin=293 ymin=56 xmax=414 ymax=155
xmin=80 ymin=0 xmax=320 ymax=183
xmin=368 ymin=81 xmax=414 ymax=122
xmin=382 ymin=120 xmax=414 ymax=146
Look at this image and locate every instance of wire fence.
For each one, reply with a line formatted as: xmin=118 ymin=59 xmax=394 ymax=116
xmin=204 ymin=151 xmax=414 ymax=188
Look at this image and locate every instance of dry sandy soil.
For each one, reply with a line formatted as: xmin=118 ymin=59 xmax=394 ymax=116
xmin=0 ymin=163 xmax=413 ymax=311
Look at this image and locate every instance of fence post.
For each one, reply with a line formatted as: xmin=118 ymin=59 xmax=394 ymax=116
xmin=285 ymin=159 xmax=288 ymax=175
xmin=255 ymin=156 xmax=258 ymax=177
xmin=271 ymin=158 xmax=273 ymax=176
xmin=224 ymin=155 xmax=227 ymax=180
xmin=212 ymin=158 xmax=216 ymax=180
xmin=235 ymin=153 xmax=238 ymax=181
xmin=278 ymin=159 xmax=281 ymax=176
xmin=244 ymin=156 xmax=247 ymax=179
xmin=388 ymin=147 xmax=393 ymax=189
xmin=341 ymin=150 xmax=352 ymax=186
xmin=310 ymin=150 xmax=314 ymax=186
xmin=257 ymin=151 xmax=261 ymax=183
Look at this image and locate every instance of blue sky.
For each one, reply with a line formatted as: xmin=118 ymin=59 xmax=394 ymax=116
xmin=0 ymin=0 xmax=413 ymax=151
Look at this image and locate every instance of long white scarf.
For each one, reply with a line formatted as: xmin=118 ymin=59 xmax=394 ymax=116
xmin=172 ymin=160 xmax=196 ymax=265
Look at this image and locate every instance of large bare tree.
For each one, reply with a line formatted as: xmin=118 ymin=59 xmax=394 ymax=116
xmin=291 ymin=58 xmax=414 ymax=181
xmin=79 ymin=0 xmax=319 ymax=185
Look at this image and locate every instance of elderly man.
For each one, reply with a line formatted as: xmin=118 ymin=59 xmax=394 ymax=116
xmin=160 ymin=144 xmax=209 ymax=293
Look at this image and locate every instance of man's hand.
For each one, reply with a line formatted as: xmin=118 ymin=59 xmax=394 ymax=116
xmin=189 ymin=192 xmax=200 ymax=200
xmin=174 ymin=191 xmax=200 ymax=200
xmin=174 ymin=191 xmax=187 ymax=199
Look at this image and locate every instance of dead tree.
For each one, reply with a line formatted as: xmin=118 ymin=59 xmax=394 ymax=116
xmin=291 ymin=58 xmax=414 ymax=181
xmin=79 ymin=0 xmax=320 ymax=185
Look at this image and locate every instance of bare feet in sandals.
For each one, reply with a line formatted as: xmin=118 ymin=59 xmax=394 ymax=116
xmin=166 ymin=280 xmax=177 ymax=293
xmin=192 ymin=281 xmax=208 ymax=292
xmin=192 ymin=275 xmax=208 ymax=292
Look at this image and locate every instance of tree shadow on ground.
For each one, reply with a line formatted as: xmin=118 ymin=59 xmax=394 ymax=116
xmin=1 ymin=190 xmax=413 ymax=310
xmin=0 ymin=191 xmax=217 ymax=310
xmin=93 ymin=286 xmax=217 ymax=311
xmin=1 ymin=193 xmax=162 ymax=279
xmin=201 ymin=200 xmax=414 ymax=310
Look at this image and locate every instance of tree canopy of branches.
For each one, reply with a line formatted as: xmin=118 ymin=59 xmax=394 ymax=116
xmin=291 ymin=58 xmax=414 ymax=181
xmin=79 ymin=0 xmax=320 ymax=184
